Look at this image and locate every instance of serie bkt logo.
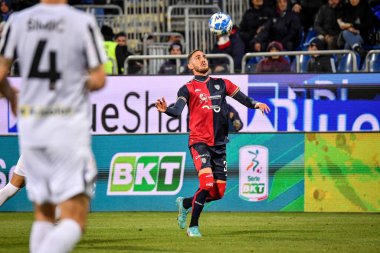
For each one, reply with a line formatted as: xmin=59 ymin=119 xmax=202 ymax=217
xmin=107 ymin=152 xmax=185 ymax=195
xmin=239 ymin=145 xmax=269 ymax=202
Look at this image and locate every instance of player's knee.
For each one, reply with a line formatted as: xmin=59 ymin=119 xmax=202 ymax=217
xmin=199 ymin=173 xmax=214 ymax=191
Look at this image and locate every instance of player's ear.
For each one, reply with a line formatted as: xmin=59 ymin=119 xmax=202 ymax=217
xmin=187 ymin=62 xmax=193 ymax=70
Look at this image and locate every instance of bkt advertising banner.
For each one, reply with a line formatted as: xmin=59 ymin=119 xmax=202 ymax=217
xmin=1 ymin=74 xmax=379 ymax=134
xmin=0 ymin=133 xmax=379 ymax=212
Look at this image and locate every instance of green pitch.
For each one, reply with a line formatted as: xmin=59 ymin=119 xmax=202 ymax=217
xmin=0 ymin=212 xmax=379 ymax=253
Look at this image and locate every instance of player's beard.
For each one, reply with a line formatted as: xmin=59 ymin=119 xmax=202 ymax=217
xmin=194 ymin=65 xmax=209 ymax=74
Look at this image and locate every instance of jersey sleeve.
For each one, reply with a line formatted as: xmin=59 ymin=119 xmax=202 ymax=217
xmin=0 ymin=14 xmax=18 ymax=60
xmin=224 ymin=78 xmax=240 ymax=97
xmin=84 ymin=16 xmax=107 ymax=70
xmin=177 ymin=85 xmax=190 ymax=103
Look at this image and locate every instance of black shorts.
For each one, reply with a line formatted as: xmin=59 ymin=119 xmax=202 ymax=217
xmin=189 ymin=143 xmax=227 ymax=181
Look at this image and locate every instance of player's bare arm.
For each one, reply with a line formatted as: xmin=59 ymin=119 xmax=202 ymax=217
xmin=86 ymin=64 xmax=106 ymax=91
xmin=0 ymin=57 xmax=17 ymax=115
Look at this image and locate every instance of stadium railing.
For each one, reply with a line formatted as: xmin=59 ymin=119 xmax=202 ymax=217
xmin=364 ymin=50 xmax=380 ymax=72
xmin=241 ymin=50 xmax=359 ymax=73
xmin=124 ymin=53 xmax=234 ymax=75
xmin=74 ymin=5 xmax=126 ymax=34
xmin=167 ymin=5 xmax=220 ymax=54
xmin=142 ymin=32 xmax=186 ymax=75
xmin=221 ymin=0 xmax=250 ymax=29
xmin=107 ymin=57 xmax=118 ymax=75
xmin=124 ymin=0 xmax=166 ymax=51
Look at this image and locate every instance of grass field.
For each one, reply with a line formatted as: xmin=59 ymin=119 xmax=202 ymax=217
xmin=0 ymin=212 xmax=379 ymax=253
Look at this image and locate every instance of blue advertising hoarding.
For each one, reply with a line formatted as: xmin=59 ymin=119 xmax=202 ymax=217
xmin=245 ymin=73 xmax=380 ymax=132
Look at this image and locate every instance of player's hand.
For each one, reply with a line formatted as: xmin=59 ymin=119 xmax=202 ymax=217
xmin=155 ymin=97 xmax=167 ymax=113
xmin=255 ymin=102 xmax=270 ymax=114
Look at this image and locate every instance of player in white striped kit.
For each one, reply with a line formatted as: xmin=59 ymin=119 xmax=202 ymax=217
xmin=0 ymin=1 xmax=107 ymax=252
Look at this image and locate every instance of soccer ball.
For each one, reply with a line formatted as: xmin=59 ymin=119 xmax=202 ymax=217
xmin=208 ymin=12 xmax=233 ymax=36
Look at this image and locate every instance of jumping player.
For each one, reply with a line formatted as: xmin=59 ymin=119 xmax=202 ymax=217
xmin=0 ymin=1 xmax=107 ymax=252
xmin=155 ymin=49 xmax=270 ymax=237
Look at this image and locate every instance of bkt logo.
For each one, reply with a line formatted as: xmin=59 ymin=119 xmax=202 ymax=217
xmin=107 ymin=152 xmax=186 ymax=195
xmin=239 ymin=145 xmax=269 ymax=202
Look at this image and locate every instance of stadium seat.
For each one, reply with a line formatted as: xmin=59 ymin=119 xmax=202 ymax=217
xmin=300 ymin=28 xmax=317 ymax=51
xmin=368 ymin=53 xmax=380 ymax=72
xmin=337 ymin=53 xmax=361 ymax=72
xmin=245 ymin=56 xmax=263 ymax=73
xmin=291 ymin=54 xmax=309 ymax=73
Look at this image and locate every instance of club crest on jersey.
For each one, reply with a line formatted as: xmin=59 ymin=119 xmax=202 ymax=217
xmin=214 ymin=84 xmax=220 ymax=90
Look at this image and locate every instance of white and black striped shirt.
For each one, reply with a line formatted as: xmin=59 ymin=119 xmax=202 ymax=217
xmin=0 ymin=3 xmax=107 ymax=147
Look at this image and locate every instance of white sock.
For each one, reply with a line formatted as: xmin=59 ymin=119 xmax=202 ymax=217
xmin=37 ymin=219 xmax=82 ymax=253
xmin=30 ymin=221 xmax=55 ymax=253
xmin=0 ymin=183 xmax=20 ymax=206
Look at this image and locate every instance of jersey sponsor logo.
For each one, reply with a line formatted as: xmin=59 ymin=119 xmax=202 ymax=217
xmin=239 ymin=145 xmax=269 ymax=202
xmin=107 ymin=152 xmax=185 ymax=195
xmin=202 ymin=105 xmax=221 ymax=113
xmin=208 ymin=95 xmax=221 ymax=100
xmin=195 ymin=88 xmax=201 ymax=92
xmin=195 ymin=154 xmax=209 ymax=160
xmin=20 ymin=105 xmax=73 ymax=117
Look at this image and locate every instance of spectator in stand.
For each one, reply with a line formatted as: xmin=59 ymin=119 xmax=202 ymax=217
xmin=239 ymin=0 xmax=274 ymax=52
xmin=210 ymin=25 xmax=246 ymax=73
xmin=114 ymin=32 xmax=142 ymax=74
xmin=290 ymin=0 xmax=326 ymax=34
xmin=337 ymin=0 xmax=377 ymax=56
xmin=314 ymin=0 xmax=343 ymax=50
xmin=158 ymin=42 xmax=186 ymax=75
xmin=101 ymin=25 xmax=118 ymax=75
xmin=255 ymin=41 xmax=291 ymax=73
xmin=167 ymin=33 xmax=183 ymax=44
xmin=255 ymin=0 xmax=302 ymax=52
xmin=1 ymin=0 xmax=13 ymax=21
xmin=306 ymin=37 xmax=336 ymax=73
xmin=114 ymin=32 xmax=127 ymax=46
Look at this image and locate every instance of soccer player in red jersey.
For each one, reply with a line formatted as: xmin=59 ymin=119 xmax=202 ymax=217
xmin=155 ymin=49 xmax=270 ymax=237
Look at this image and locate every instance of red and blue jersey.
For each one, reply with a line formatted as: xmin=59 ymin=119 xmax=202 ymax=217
xmin=177 ymin=76 xmax=240 ymax=147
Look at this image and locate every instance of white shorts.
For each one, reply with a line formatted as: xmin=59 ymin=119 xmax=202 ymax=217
xmin=14 ymin=155 xmax=26 ymax=177
xmin=21 ymin=146 xmax=97 ymax=204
